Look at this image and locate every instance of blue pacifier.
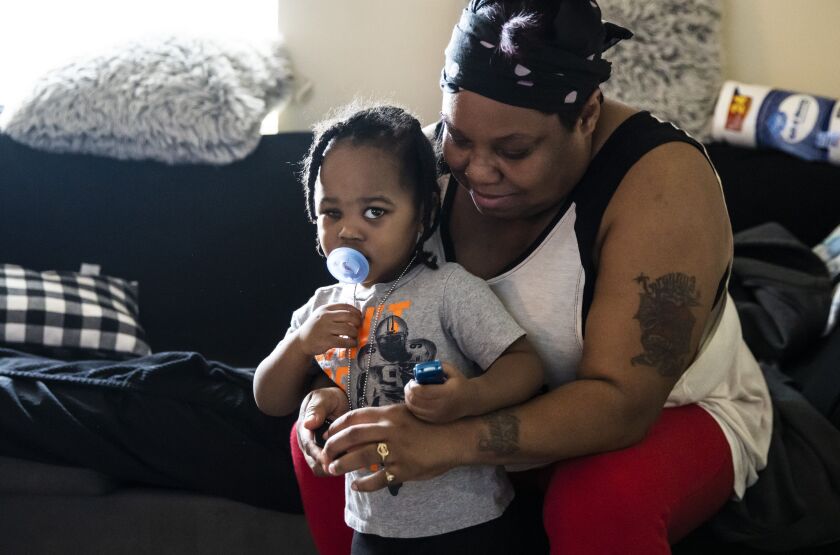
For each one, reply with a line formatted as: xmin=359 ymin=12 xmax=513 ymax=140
xmin=326 ymin=247 xmax=369 ymax=284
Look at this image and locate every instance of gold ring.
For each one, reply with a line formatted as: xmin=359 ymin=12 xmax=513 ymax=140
xmin=385 ymin=471 xmax=396 ymax=483
xmin=376 ymin=442 xmax=390 ymax=464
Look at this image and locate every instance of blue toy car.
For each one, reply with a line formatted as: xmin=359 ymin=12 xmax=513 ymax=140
xmin=413 ymin=360 xmax=446 ymax=384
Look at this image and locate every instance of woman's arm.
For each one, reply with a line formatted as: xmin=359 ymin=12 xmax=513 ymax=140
xmin=321 ymin=141 xmax=733 ymax=487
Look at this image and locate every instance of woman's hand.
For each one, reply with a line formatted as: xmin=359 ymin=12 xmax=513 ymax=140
xmin=296 ymin=303 xmax=362 ymax=356
xmin=296 ymin=385 xmax=350 ymax=476
xmin=404 ymin=362 xmax=473 ymax=423
xmin=319 ymin=403 xmax=463 ymax=492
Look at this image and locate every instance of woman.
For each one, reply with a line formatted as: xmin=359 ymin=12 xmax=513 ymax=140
xmin=292 ymin=1 xmax=772 ymax=553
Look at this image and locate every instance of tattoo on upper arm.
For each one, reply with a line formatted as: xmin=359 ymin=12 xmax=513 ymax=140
xmin=478 ymin=412 xmax=520 ymax=456
xmin=631 ymin=273 xmax=700 ymax=377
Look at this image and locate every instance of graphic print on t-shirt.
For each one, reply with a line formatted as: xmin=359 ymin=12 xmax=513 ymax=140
xmin=314 ymin=299 xmax=437 ymax=406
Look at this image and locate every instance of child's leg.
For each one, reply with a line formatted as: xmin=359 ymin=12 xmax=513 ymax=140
xmin=350 ymin=508 xmax=517 ymax=555
xmin=290 ymin=423 xmax=353 ymax=555
xmin=541 ymin=404 xmax=734 ymax=555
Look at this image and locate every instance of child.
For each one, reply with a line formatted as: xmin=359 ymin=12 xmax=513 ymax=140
xmin=253 ymin=104 xmax=543 ymax=553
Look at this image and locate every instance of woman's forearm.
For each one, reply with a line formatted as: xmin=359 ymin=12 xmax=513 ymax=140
xmin=452 ymin=378 xmax=655 ymax=467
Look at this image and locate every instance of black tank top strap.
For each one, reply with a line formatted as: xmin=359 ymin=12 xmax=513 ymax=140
xmin=570 ymin=111 xmax=713 ymax=330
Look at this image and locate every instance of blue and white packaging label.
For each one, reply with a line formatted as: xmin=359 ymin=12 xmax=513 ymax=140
xmin=712 ymin=81 xmax=840 ymax=165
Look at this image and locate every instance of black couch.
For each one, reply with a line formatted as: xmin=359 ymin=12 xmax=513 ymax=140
xmin=0 ymin=133 xmax=324 ymax=554
xmin=1 ymin=132 xmax=838 ymax=554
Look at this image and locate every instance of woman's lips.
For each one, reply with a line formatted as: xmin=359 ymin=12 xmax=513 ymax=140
xmin=469 ymin=188 xmax=517 ymax=211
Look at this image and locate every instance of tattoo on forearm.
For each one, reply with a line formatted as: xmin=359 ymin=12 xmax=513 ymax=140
xmin=631 ymin=272 xmax=700 ymax=377
xmin=478 ymin=412 xmax=520 ymax=456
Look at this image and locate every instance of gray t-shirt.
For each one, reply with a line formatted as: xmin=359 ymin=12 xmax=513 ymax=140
xmin=288 ymin=261 xmax=526 ymax=538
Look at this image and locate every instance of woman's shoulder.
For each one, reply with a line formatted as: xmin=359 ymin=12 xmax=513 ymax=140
xmin=599 ymin=128 xmax=732 ymax=273
xmin=595 ymin=99 xmax=719 ymax=205
xmin=621 ymin=139 xmax=720 ymax=203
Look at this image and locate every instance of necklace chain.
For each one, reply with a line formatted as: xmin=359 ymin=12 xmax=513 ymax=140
xmin=346 ymin=254 xmax=417 ymax=411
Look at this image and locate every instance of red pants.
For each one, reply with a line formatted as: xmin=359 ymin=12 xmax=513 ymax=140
xmin=290 ymin=404 xmax=733 ymax=555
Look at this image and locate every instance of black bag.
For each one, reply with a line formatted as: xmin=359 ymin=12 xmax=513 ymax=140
xmin=709 ymin=222 xmax=840 ymax=550
xmin=729 ymin=222 xmax=833 ymax=364
xmin=708 ymin=365 xmax=840 ymax=551
xmin=729 ymin=222 xmax=840 ymax=426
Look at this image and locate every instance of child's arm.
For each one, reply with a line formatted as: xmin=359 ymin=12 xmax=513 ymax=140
xmin=254 ymin=303 xmax=361 ymax=416
xmin=254 ymin=331 xmax=318 ymax=417
xmin=405 ymin=336 xmax=543 ymax=423
xmin=461 ymin=335 xmax=544 ymax=416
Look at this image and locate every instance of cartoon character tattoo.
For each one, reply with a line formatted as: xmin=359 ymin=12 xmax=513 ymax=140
xmin=631 ymin=272 xmax=701 ymax=377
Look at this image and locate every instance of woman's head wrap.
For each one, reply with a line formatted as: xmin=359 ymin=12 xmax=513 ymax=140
xmin=440 ymin=0 xmax=632 ymax=112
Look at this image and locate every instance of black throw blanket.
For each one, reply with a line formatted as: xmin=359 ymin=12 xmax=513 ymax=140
xmin=0 ymin=348 xmax=301 ymax=512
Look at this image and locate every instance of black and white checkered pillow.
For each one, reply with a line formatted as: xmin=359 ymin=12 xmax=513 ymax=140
xmin=0 ymin=264 xmax=151 ymax=357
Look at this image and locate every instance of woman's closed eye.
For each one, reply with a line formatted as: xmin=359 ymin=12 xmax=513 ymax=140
xmin=445 ymin=129 xmax=471 ymax=148
xmin=498 ymin=148 xmax=532 ymax=160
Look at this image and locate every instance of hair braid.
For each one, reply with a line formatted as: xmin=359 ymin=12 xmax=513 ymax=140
xmin=300 ymin=102 xmax=441 ymax=269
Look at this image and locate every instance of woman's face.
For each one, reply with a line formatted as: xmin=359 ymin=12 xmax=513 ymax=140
xmin=315 ymin=141 xmax=422 ymax=286
xmin=441 ymin=90 xmax=591 ymax=221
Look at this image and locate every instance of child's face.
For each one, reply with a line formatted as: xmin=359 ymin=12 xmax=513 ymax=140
xmin=315 ymin=141 xmax=422 ymax=286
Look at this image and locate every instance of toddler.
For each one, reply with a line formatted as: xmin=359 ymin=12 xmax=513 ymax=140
xmin=254 ymin=104 xmax=543 ymax=553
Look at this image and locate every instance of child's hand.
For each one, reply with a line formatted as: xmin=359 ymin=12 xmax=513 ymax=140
xmin=404 ymin=362 xmax=474 ymax=424
xmin=296 ymin=303 xmax=362 ymax=356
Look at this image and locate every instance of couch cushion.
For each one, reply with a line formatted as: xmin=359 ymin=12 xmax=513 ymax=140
xmin=1 ymin=264 xmax=150 ymax=358
xmin=0 ymin=487 xmax=317 ymax=555
xmin=0 ymin=456 xmax=118 ymax=495
xmin=3 ymin=36 xmax=293 ymax=165
xmin=601 ymin=0 xmax=722 ymax=140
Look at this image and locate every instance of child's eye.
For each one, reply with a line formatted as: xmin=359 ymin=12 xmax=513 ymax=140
xmin=319 ymin=209 xmax=341 ymax=219
xmin=363 ymin=207 xmax=386 ymax=219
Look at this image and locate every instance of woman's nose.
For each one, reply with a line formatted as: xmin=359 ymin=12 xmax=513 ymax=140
xmin=465 ymin=155 xmax=501 ymax=185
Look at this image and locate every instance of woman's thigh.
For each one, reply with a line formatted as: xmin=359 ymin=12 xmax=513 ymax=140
xmin=290 ymin=423 xmax=352 ymax=555
xmin=539 ymin=404 xmax=733 ymax=555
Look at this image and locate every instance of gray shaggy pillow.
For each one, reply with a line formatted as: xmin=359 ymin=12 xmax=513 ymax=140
xmin=3 ymin=36 xmax=292 ymax=165
xmin=600 ymin=0 xmax=722 ymax=141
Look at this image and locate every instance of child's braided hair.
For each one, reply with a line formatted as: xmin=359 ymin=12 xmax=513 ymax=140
xmin=301 ymin=102 xmax=441 ymax=269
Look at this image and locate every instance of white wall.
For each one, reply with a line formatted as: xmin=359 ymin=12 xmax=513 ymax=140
xmin=277 ymin=1 xmax=463 ymax=131
xmin=276 ymin=1 xmax=840 ymax=132
xmin=721 ymin=0 xmax=840 ymax=98
xmin=0 ymin=1 xmax=278 ymax=127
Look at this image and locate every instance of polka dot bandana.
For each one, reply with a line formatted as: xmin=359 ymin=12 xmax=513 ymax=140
xmin=441 ymin=0 xmax=632 ymax=112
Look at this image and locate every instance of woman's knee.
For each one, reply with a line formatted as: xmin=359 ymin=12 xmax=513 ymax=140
xmin=540 ymin=407 xmax=732 ymax=554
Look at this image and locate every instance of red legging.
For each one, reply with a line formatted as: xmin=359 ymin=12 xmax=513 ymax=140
xmin=290 ymin=404 xmax=733 ymax=555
